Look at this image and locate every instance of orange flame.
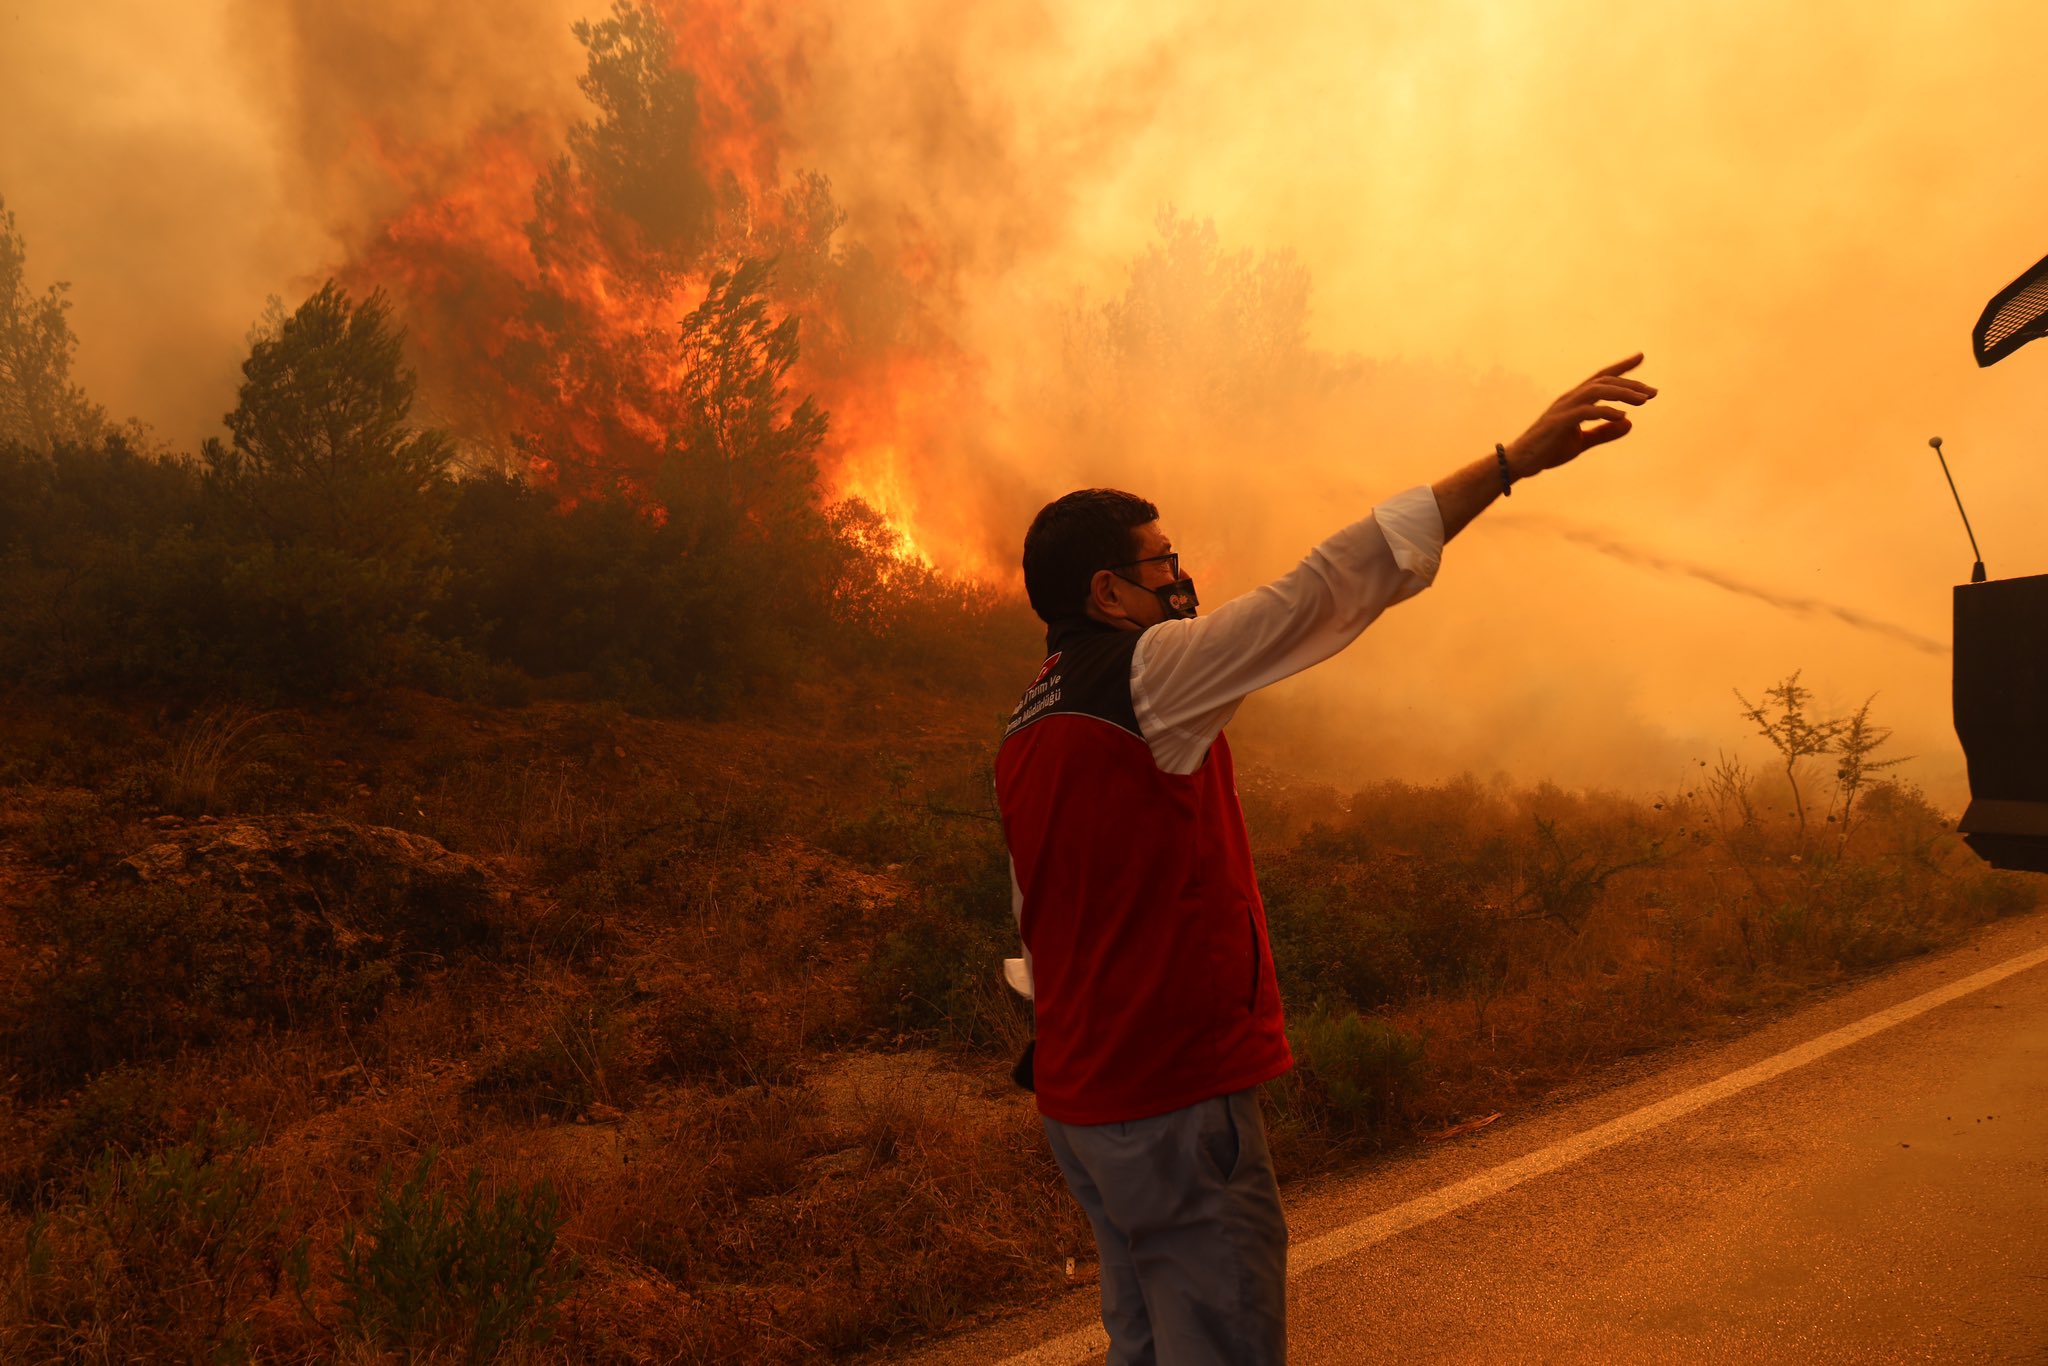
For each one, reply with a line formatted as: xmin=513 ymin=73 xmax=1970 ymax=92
xmin=323 ymin=0 xmax=1001 ymax=577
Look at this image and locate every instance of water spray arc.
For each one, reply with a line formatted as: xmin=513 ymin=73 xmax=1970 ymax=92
xmin=1499 ymin=515 xmax=1948 ymax=657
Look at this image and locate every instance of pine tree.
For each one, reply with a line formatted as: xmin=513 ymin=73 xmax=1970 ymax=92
xmin=0 ymin=196 xmax=107 ymax=450
xmin=203 ymin=281 xmax=452 ymax=561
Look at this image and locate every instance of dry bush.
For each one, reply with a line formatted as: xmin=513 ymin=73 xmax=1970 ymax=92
xmin=0 ymin=1119 xmax=311 ymax=1363
xmin=466 ymin=993 xmax=632 ymax=1122
xmin=640 ymin=993 xmax=786 ymax=1088
xmin=3 ymin=816 xmax=510 ymax=1092
xmin=0 ymin=696 xmax=147 ymax=789
xmin=156 ymin=704 xmax=291 ymax=816
xmin=3 ymin=681 xmax=2038 ymax=1363
xmin=17 ymin=787 xmax=128 ymax=872
xmin=1248 ymin=767 xmax=2042 ymax=1168
xmin=563 ymin=1075 xmax=1084 ymax=1361
xmin=388 ymin=751 xmax=807 ymax=974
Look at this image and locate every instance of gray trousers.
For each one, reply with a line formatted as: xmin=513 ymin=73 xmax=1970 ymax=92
xmin=1042 ymin=1088 xmax=1288 ymax=1365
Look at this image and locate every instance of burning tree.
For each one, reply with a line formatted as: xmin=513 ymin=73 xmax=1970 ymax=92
xmin=659 ymin=256 xmax=827 ymax=540
xmin=560 ymin=0 xmax=721 ymax=262
xmin=346 ymin=0 xmax=898 ymax=521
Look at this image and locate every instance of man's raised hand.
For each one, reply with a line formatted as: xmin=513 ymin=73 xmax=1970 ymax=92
xmin=1503 ymin=354 xmax=1656 ymax=479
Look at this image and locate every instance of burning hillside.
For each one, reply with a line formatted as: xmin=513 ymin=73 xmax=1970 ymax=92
xmin=324 ymin=1 xmax=984 ymax=571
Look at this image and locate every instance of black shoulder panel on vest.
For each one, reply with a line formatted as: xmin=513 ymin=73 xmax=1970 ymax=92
xmin=1003 ymin=625 xmax=1142 ymax=742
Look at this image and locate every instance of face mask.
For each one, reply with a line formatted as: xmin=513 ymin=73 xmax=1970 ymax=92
xmin=1118 ymin=572 xmax=1199 ymax=620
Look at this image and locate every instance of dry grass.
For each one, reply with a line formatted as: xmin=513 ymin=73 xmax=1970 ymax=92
xmin=160 ymin=703 xmax=291 ymax=816
xmin=551 ymin=1063 xmax=1080 ymax=1361
xmin=1254 ymin=764 xmax=2041 ymax=1172
xmin=0 ymin=685 xmax=2038 ymax=1361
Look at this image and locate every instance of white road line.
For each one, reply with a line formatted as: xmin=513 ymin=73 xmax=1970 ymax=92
xmin=997 ymin=942 xmax=2048 ymax=1366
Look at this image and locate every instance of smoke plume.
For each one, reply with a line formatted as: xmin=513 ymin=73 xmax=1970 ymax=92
xmin=12 ymin=0 xmax=2048 ymax=808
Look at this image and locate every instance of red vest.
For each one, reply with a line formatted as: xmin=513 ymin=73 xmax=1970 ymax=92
xmin=994 ymin=619 xmax=1292 ymax=1125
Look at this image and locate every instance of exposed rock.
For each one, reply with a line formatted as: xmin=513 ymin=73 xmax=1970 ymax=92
xmin=116 ymin=813 xmax=508 ymax=965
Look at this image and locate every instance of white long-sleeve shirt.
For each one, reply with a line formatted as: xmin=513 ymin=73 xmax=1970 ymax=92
xmin=1002 ymin=484 xmax=1448 ymax=998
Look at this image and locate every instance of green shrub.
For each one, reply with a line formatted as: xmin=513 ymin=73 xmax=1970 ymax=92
xmin=1263 ymin=832 xmax=1499 ymax=1011
xmin=6 ymin=883 xmax=279 ymax=1087
xmin=435 ymin=470 xmax=777 ymax=717
xmin=34 ymin=1065 xmax=177 ymax=1184
xmin=823 ymin=801 xmax=929 ymax=868
xmin=830 ymin=776 xmax=1020 ymax=1051
xmin=1271 ymin=1004 xmax=1425 ymax=1142
xmin=858 ymin=903 xmax=1020 ymax=1051
xmin=19 ymin=788 xmax=118 ymax=871
xmin=4 ymin=1118 xmax=307 ymax=1363
xmin=0 ymin=693 xmax=146 ymax=787
xmin=1796 ymin=859 xmax=1929 ymax=967
xmin=1265 ymin=882 xmax=1425 ymax=1014
xmin=0 ymin=1064 xmax=178 ymax=1208
xmin=861 ymin=915 xmax=978 ymax=1035
xmin=386 ymin=632 xmax=535 ymax=708
xmin=338 ymin=1152 xmax=577 ymax=1362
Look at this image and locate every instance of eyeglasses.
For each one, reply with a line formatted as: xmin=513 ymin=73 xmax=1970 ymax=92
xmin=1106 ymin=552 xmax=1181 ymax=580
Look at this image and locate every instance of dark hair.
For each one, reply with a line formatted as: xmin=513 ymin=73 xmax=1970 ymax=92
xmin=1021 ymin=488 xmax=1159 ymax=624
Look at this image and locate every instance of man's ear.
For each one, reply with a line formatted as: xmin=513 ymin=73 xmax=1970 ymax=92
xmin=1088 ymin=568 xmax=1128 ymax=621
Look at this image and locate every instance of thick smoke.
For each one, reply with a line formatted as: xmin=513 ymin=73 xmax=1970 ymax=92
xmin=11 ymin=0 xmax=2048 ymax=808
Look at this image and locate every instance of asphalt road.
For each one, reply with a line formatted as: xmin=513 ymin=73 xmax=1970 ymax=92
xmin=904 ymin=908 xmax=2048 ymax=1364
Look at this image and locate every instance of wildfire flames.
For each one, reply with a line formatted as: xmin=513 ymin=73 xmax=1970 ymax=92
xmin=330 ymin=0 xmax=994 ymax=578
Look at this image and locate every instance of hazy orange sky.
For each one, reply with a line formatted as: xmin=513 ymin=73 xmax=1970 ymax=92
xmin=6 ymin=0 xmax=2046 ymax=814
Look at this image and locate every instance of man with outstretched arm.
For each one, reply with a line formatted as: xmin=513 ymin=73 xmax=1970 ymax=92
xmin=993 ymin=356 xmax=1656 ymax=1364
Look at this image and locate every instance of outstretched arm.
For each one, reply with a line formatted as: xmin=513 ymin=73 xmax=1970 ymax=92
xmin=1130 ymin=353 xmax=1657 ymax=772
xmin=1130 ymin=487 xmax=1442 ymax=772
xmin=1432 ymin=353 xmax=1656 ymax=542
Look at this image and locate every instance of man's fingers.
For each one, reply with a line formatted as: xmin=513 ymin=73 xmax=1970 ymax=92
xmin=1572 ymin=421 xmax=1638 ymax=454
xmin=1576 ymin=381 xmax=1656 ymax=405
xmin=1589 ymin=353 xmax=1645 ymax=381
xmin=1558 ymin=403 xmax=1636 ymax=430
xmin=1521 ymin=358 xmax=1651 ymax=468
xmin=1549 ymin=371 xmax=1654 ymax=416
xmin=1564 ymin=409 xmax=1630 ymax=446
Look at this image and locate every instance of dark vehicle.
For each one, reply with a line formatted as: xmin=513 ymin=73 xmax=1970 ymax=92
xmin=1949 ymin=258 xmax=2048 ymax=873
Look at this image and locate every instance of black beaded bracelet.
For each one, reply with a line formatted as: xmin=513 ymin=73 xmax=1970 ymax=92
xmin=1495 ymin=442 xmax=1514 ymax=497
